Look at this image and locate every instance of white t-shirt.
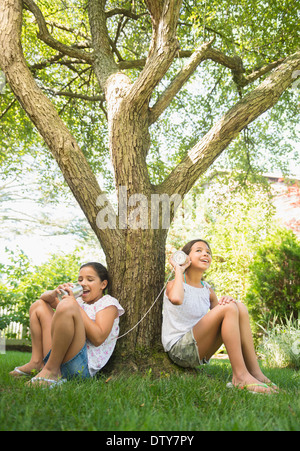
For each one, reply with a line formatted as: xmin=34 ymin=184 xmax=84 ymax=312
xmin=77 ymin=295 xmax=125 ymax=376
xmin=162 ymin=281 xmax=211 ymax=352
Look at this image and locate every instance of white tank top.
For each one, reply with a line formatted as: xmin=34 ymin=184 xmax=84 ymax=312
xmin=161 ymin=281 xmax=211 ymax=352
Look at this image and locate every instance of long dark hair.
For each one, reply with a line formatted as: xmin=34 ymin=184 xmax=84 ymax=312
xmin=181 ymin=239 xmax=212 ymax=256
xmin=80 ymin=262 xmax=110 ymax=293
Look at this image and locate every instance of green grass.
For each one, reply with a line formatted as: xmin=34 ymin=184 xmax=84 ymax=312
xmin=0 ymin=352 xmax=299 ymax=431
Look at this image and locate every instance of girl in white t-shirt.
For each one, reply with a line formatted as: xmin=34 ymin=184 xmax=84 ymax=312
xmin=162 ymin=239 xmax=277 ymax=394
xmin=10 ymin=262 xmax=124 ymax=387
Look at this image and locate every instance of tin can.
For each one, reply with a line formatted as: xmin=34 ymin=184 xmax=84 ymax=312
xmin=57 ymin=283 xmax=83 ymax=301
xmin=172 ymin=250 xmax=189 ymax=266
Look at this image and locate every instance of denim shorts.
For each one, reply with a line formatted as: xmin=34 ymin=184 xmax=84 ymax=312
xmin=44 ymin=343 xmax=91 ymax=380
xmin=168 ymin=329 xmax=210 ymax=369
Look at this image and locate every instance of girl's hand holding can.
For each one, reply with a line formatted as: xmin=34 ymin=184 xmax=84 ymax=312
xmin=169 ymin=251 xmax=191 ymax=272
xmin=56 ymin=283 xmax=82 ymax=302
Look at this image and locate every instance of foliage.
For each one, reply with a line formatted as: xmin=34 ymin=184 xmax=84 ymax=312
xmin=1 ymin=0 xmax=299 ymax=184
xmin=189 ymin=0 xmax=299 ymax=58
xmin=258 ymin=315 xmax=300 ymax=369
xmin=246 ymin=227 xmax=300 ymax=323
xmin=167 ymin=173 xmax=275 ymax=300
xmin=0 ymin=248 xmax=82 ymax=335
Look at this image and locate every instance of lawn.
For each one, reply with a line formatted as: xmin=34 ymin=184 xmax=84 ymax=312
xmin=0 ymin=351 xmax=299 ymax=432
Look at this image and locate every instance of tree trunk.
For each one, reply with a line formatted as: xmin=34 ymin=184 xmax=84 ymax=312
xmin=107 ymin=228 xmax=168 ymax=353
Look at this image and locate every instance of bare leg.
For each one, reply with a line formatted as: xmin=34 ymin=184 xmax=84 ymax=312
xmin=10 ymin=299 xmax=53 ymax=376
xmin=30 ymin=298 xmax=86 ymax=383
xmin=193 ymin=302 xmax=273 ymax=393
xmin=236 ymin=303 xmax=272 ymax=384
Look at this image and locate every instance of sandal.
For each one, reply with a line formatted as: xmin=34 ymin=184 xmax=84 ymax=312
xmin=28 ymin=376 xmax=67 ymax=389
xmin=10 ymin=367 xmax=31 ymax=377
xmin=242 ymin=383 xmax=272 ymax=394
xmin=226 ymin=382 xmax=273 ymax=394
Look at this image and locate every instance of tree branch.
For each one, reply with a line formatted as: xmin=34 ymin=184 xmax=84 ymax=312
xmin=149 ymin=37 xmax=215 ymax=124
xmin=0 ymin=0 xmax=122 ymax=251
xmin=126 ymin=0 xmax=182 ymax=110
xmin=45 ymin=20 xmax=91 ymax=43
xmin=241 ymin=58 xmax=286 ymax=87
xmin=117 ymin=58 xmax=147 ymax=70
xmin=144 ymin=0 xmax=164 ymax=26
xmin=45 ymin=89 xmax=105 ymax=102
xmin=116 ymin=50 xmax=285 ymax=90
xmin=0 ymin=98 xmax=17 ymax=120
xmin=159 ymin=50 xmax=300 ymax=198
xmin=23 ymin=0 xmax=94 ymax=64
xmin=204 ymin=49 xmax=286 ymax=89
xmin=29 ymin=53 xmax=65 ymax=72
xmin=105 ymin=8 xmax=145 ymax=20
xmin=88 ymin=0 xmax=119 ymax=91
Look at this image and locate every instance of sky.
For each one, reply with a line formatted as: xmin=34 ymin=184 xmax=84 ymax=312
xmin=0 ymin=176 xmax=104 ymax=268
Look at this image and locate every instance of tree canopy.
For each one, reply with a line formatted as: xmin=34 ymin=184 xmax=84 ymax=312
xmin=1 ymin=0 xmax=299 ymax=185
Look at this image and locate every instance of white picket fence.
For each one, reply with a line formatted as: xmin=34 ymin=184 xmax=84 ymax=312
xmin=0 ymin=305 xmax=26 ymax=340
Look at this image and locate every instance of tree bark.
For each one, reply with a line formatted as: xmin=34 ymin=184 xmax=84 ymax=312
xmin=108 ymin=228 xmax=168 ymax=352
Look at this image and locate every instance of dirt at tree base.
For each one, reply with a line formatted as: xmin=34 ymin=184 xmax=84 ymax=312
xmin=100 ymin=345 xmax=201 ymax=379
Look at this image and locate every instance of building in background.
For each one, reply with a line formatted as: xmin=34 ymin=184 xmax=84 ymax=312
xmin=268 ymin=175 xmax=300 ymax=238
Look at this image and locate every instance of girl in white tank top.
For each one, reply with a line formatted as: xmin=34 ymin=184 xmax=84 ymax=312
xmin=162 ymin=239 xmax=278 ymax=394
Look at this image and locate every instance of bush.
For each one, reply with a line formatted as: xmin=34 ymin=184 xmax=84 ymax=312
xmin=0 ymin=248 xmax=82 ymax=336
xmin=246 ymin=227 xmax=300 ymax=324
xmin=258 ymin=315 xmax=300 ymax=369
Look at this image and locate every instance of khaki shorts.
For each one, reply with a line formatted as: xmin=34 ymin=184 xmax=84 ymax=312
xmin=168 ymin=329 xmax=210 ymax=369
